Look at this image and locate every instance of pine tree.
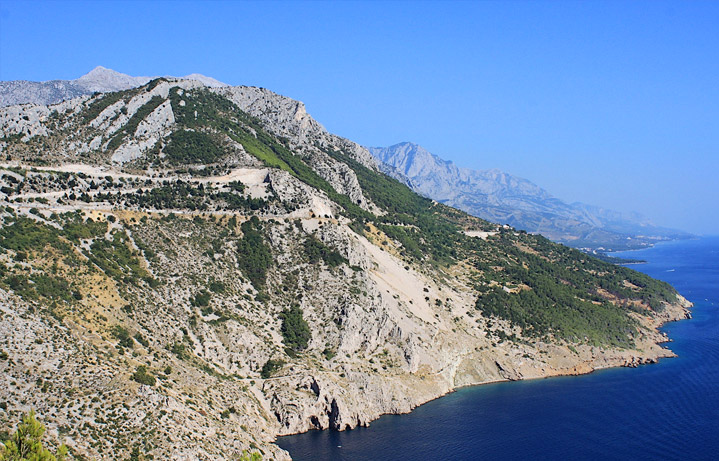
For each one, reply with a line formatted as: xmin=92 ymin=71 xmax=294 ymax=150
xmin=235 ymin=450 xmax=261 ymax=461
xmin=0 ymin=410 xmax=68 ymax=460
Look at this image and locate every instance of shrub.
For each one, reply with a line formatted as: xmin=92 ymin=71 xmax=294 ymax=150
xmin=237 ymin=217 xmax=272 ymax=289
xmin=191 ymin=290 xmax=211 ymax=307
xmin=131 ymin=366 xmax=156 ymax=386
xmin=303 ymin=237 xmax=347 ymax=268
xmin=260 ymin=359 xmax=284 ymax=379
xmin=280 ymin=305 xmax=311 ymax=352
xmin=111 ymin=325 xmax=134 ymax=349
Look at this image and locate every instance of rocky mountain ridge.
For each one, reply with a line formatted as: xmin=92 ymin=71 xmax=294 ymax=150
xmin=0 ymin=66 xmax=227 ymax=107
xmin=369 ymin=142 xmax=691 ymax=251
xmin=0 ymin=79 xmax=692 ymax=460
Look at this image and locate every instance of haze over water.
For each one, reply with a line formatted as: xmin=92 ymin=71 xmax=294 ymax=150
xmin=278 ymin=237 xmax=719 ymax=460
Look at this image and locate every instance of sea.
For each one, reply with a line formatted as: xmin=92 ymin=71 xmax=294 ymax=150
xmin=277 ymin=236 xmax=719 ymax=460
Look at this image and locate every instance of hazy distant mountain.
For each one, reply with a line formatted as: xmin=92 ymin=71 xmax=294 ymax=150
xmin=0 ymin=66 xmax=227 ymax=107
xmin=369 ymin=142 xmax=691 ymax=251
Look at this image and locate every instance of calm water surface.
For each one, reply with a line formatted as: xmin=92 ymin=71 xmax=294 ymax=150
xmin=278 ymin=237 xmax=719 ymax=460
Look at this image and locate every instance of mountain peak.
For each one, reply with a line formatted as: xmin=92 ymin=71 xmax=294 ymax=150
xmin=78 ymin=65 xmax=111 ymax=77
xmin=78 ymin=65 xmax=130 ymax=81
xmin=181 ymin=73 xmax=228 ymax=88
xmin=74 ymin=66 xmax=151 ymax=93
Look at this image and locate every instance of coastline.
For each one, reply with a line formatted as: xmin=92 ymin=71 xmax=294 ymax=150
xmin=0 ymin=160 xmax=699 ymax=460
xmin=276 ymin=237 xmax=718 ymax=461
xmin=272 ymin=295 xmax=693 ymax=448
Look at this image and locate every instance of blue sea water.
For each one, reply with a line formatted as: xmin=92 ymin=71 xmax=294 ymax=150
xmin=277 ymin=237 xmax=719 ymax=460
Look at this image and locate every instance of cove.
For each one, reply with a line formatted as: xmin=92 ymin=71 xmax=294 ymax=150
xmin=277 ymin=237 xmax=719 ymax=460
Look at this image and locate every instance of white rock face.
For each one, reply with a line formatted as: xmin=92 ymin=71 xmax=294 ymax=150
xmin=216 ymin=86 xmax=379 ymax=211
xmin=215 ymin=87 xmax=325 ymax=146
xmin=104 ymin=80 xmax=200 ymax=163
xmin=215 ymin=86 xmax=378 ymax=169
xmin=0 ymin=104 xmax=51 ymax=140
xmin=135 ymin=101 xmax=175 ymax=139
xmin=110 ymin=137 xmax=158 ymax=163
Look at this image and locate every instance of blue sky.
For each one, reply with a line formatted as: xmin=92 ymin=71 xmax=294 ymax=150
xmin=1 ymin=0 xmax=717 ymax=234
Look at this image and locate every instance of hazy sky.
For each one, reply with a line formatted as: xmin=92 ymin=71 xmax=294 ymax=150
xmin=1 ymin=0 xmax=717 ymax=234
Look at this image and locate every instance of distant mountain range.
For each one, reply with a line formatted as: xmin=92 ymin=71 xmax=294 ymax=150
xmin=0 ymin=66 xmax=227 ymax=107
xmin=369 ymin=142 xmax=691 ymax=252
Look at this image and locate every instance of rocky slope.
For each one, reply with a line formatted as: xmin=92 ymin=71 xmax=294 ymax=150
xmin=369 ymin=142 xmax=691 ymax=251
xmin=0 ymin=80 xmax=691 ymax=460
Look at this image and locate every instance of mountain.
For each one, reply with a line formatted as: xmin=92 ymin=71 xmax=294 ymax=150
xmin=74 ymin=65 xmax=153 ymax=93
xmin=0 ymin=79 xmax=691 ymax=459
xmin=0 ymin=66 xmax=227 ymax=107
xmin=369 ymin=142 xmax=691 ymax=251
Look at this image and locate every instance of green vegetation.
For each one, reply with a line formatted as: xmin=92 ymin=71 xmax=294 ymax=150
xmin=109 ymin=181 xmax=208 ymax=211
xmin=0 ymin=216 xmax=66 ymax=254
xmin=0 ymin=214 xmax=86 ymax=304
xmin=322 ymin=348 xmax=336 ymax=360
xmin=0 ymin=82 xmax=692 ymax=460
xmin=1 ymin=84 xmax=682 ymax=367
xmin=236 ymin=217 xmax=272 ymax=289
xmin=82 ymin=88 xmax=136 ymax=123
xmin=521 ymin=235 xmax=675 ymax=310
xmin=191 ymin=290 xmax=211 ymax=307
xmin=326 ymin=148 xmax=462 ymax=265
xmin=476 ymin=285 xmax=635 ymax=347
xmin=239 ymin=451 xmax=262 ymax=461
xmin=61 ymin=215 xmax=107 ymax=242
xmin=163 ymin=130 xmax=224 ymax=164
xmin=0 ymin=211 xmax=154 ymax=302
xmin=260 ymin=359 xmax=284 ymax=379
xmin=111 ymin=325 xmax=134 ymax=349
xmin=130 ymin=365 xmax=156 ymax=386
xmin=316 ymin=146 xmax=675 ymax=346
xmin=3 ymin=273 xmax=74 ymax=305
xmin=208 ymin=281 xmax=226 ymax=293
xmin=280 ymin=305 xmax=311 ymax=352
xmin=0 ymin=410 xmax=67 ymax=460
xmin=303 ymin=236 xmax=348 ymax=268
xmin=134 ymin=332 xmax=149 ymax=347
xmin=170 ymin=342 xmax=187 ymax=360
xmin=88 ymin=230 xmax=149 ymax=285
xmin=94 ymin=180 xmax=270 ymax=212
xmin=167 ymin=87 xmax=367 ymax=216
xmin=471 ymin=233 xmax=677 ymax=347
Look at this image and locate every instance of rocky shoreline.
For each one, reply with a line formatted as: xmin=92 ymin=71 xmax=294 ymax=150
xmin=268 ymin=296 xmax=692 ymax=449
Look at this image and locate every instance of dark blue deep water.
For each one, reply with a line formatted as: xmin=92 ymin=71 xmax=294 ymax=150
xmin=277 ymin=237 xmax=719 ymax=460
